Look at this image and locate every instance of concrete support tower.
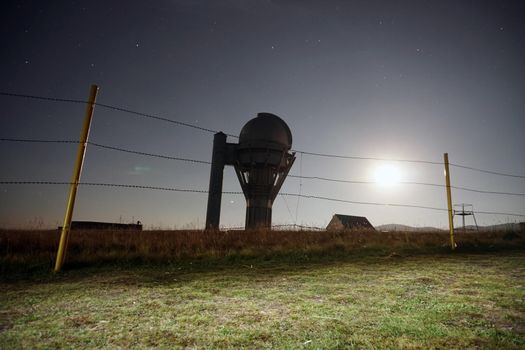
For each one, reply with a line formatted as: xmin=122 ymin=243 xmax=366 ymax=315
xmin=205 ymin=113 xmax=295 ymax=230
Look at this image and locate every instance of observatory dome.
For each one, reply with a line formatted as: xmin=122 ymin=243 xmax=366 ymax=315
xmin=238 ymin=113 xmax=292 ymax=150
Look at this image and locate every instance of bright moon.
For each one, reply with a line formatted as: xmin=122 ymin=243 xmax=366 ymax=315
xmin=374 ymin=164 xmax=401 ymax=186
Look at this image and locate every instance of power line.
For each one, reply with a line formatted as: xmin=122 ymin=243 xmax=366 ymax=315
xmin=294 ymin=150 xmax=443 ymax=165
xmin=296 ymin=150 xmax=525 ymax=179
xmin=0 ymin=180 xmax=234 ymax=194
xmin=0 ymin=91 xmax=86 ymax=105
xmin=94 ymin=102 xmax=239 ymax=139
xmin=290 ymin=174 xmax=442 ymax=188
xmin=280 ymin=192 xmax=525 ymax=218
xmin=451 ymin=185 xmax=525 ymax=197
xmin=281 ymin=192 xmax=448 ymax=212
xmin=0 ymin=137 xmax=79 ymax=144
xmin=2 ymin=91 xmax=524 ymax=178
xmin=0 ymin=91 xmax=238 ymax=139
xmin=0 ymin=90 xmax=446 ymax=166
xmin=0 ymin=138 xmax=211 ymax=165
xmin=450 ymin=163 xmax=525 ymax=179
xmin=0 ymin=137 xmax=439 ymax=172
xmin=1 ymin=180 xmax=523 ymax=217
xmin=288 ymin=174 xmax=525 ymax=197
xmin=289 ymin=174 xmax=377 ymax=185
xmin=2 ymin=137 xmax=524 ymax=197
xmin=88 ymin=142 xmax=211 ymax=165
xmin=473 ymin=210 xmax=525 ymax=216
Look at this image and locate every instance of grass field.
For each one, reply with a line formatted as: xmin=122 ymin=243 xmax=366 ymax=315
xmin=1 ymin=229 xmax=524 ymax=349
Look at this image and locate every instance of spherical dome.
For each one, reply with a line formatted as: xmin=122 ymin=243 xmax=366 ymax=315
xmin=238 ymin=113 xmax=292 ymax=150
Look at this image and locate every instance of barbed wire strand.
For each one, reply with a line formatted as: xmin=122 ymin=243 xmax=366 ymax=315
xmin=296 ymin=151 xmax=525 ymax=178
xmin=279 ymin=192 xmax=525 ymax=217
xmin=0 ymin=181 xmax=214 ymax=194
xmin=0 ymin=92 xmax=238 ymax=139
xmin=88 ymin=142 xmax=211 ymax=165
xmin=280 ymin=192 xmax=447 ymax=212
xmin=450 ymin=163 xmax=525 ymax=179
xmin=0 ymin=138 xmax=211 ymax=165
xmin=0 ymin=137 xmax=79 ymax=144
xmin=0 ymin=92 xmax=86 ymax=104
xmin=294 ymin=150 xmax=443 ymax=165
xmin=288 ymin=174 xmax=525 ymax=197
xmin=1 ymin=138 xmax=524 ymax=197
xmin=451 ymin=185 xmax=525 ymax=197
xmin=1 ymin=180 xmax=524 ymax=217
xmin=1 ymin=91 xmax=524 ymax=177
xmin=94 ymin=102 xmax=239 ymax=139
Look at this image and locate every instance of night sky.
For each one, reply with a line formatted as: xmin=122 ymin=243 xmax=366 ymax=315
xmin=1 ymin=0 xmax=524 ymax=229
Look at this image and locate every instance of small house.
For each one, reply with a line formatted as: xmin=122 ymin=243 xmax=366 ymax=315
xmin=58 ymin=221 xmax=143 ymax=231
xmin=326 ymin=214 xmax=375 ymax=231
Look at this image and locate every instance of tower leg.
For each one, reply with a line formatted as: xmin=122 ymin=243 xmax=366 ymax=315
xmin=246 ymin=198 xmax=272 ymax=230
xmin=205 ymin=132 xmax=227 ymax=230
xmin=473 ymin=213 xmax=479 ymax=232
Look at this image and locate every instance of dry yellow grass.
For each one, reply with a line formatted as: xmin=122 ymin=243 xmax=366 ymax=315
xmin=1 ymin=228 xmax=524 ymax=348
xmin=1 ymin=228 xmax=523 ymax=273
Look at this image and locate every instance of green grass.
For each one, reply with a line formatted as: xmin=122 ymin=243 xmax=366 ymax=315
xmin=1 ymin=250 xmax=524 ymax=349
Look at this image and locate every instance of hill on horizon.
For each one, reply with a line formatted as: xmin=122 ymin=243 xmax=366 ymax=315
xmin=375 ymin=222 xmax=523 ymax=232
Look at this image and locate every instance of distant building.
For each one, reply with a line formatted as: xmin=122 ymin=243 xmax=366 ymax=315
xmin=58 ymin=221 xmax=142 ymax=231
xmin=326 ymin=214 xmax=375 ymax=231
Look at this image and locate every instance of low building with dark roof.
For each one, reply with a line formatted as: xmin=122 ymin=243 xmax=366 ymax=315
xmin=58 ymin=221 xmax=142 ymax=231
xmin=326 ymin=214 xmax=375 ymax=231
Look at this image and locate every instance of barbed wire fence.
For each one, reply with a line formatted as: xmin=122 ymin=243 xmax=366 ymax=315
xmin=1 ymin=90 xmax=525 ymax=232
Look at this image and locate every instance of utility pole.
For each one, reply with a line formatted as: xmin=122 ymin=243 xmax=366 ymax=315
xmin=444 ymin=153 xmax=455 ymax=250
xmin=54 ymin=84 xmax=99 ymax=272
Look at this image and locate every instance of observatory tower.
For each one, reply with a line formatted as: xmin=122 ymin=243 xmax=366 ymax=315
xmin=205 ymin=113 xmax=295 ymax=230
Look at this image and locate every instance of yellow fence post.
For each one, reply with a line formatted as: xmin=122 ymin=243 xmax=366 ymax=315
xmin=54 ymin=84 xmax=99 ymax=272
xmin=443 ymin=153 xmax=456 ymax=250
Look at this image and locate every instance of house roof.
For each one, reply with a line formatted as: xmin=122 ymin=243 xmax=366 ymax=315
xmin=332 ymin=214 xmax=375 ymax=229
xmin=58 ymin=221 xmax=143 ymax=231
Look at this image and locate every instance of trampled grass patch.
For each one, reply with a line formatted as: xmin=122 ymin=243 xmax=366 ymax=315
xmin=1 ymin=251 xmax=524 ymax=349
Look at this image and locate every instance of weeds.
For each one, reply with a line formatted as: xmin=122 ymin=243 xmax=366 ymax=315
xmin=0 ymin=228 xmax=523 ymax=275
xmin=0 ymin=229 xmax=524 ymax=348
